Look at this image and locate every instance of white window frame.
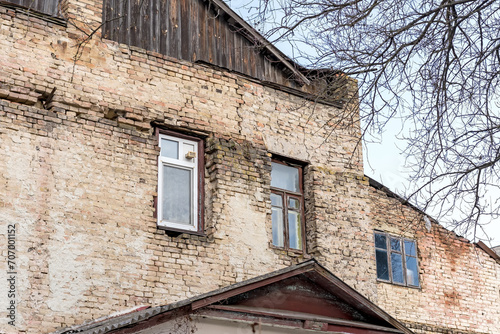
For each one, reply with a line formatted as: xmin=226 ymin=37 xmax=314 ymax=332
xmin=157 ymin=133 xmax=201 ymax=232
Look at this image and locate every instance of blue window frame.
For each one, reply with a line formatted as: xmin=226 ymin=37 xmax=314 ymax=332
xmin=374 ymin=232 xmax=420 ymax=287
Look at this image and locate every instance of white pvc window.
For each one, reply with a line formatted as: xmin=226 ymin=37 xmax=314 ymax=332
xmin=158 ymin=134 xmax=199 ymax=232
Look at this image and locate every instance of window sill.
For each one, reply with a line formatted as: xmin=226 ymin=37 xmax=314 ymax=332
xmin=269 ymin=243 xmax=308 ymax=257
xmin=158 ymin=226 xmax=206 ymax=238
xmin=376 ymin=279 xmax=421 ymax=289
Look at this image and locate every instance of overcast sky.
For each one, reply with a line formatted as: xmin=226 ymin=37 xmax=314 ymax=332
xmin=364 ymin=123 xmax=500 ymax=246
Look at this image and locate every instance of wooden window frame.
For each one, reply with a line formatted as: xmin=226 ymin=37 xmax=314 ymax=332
xmin=156 ymin=129 xmax=205 ymax=235
xmin=374 ymin=232 xmax=420 ymax=288
xmin=270 ymin=159 xmax=306 ymax=253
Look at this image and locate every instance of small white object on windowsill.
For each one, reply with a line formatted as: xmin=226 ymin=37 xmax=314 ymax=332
xmin=185 ymin=151 xmax=196 ymax=159
xmin=424 ymin=216 xmax=432 ymax=232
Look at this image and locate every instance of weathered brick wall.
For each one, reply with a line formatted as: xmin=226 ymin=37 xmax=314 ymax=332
xmin=0 ymin=1 xmax=499 ymax=334
xmin=306 ymin=168 xmax=500 ymax=333
xmin=364 ymin=185 xmax=500 ymax=334
xmin=0 ymin=2 xmax=360 ymax=333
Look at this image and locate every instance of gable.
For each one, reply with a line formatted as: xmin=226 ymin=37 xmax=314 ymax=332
xmin=187 ymin=261 xmax=411 ymax=334
xmin=54 ymin=260 xmax=412 ymax=334
xmin=210 ymin=276 xmax=383 ymax=324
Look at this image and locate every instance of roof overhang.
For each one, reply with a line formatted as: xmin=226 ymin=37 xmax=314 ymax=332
xmin=54 ymin=259 xmax=413 ymax=334
xmin=206 ymin=0 xmax=311 ymax=86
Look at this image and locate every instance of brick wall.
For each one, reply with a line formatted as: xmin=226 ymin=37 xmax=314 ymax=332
xmin=364 ymin=185 xmax=500 ymax=334
xmin=0 ymin=1 xmax=499 ymax=334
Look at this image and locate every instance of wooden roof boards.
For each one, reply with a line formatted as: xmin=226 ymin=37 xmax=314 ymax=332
xmin=102 ymin=0 xmax=312 ymax=90
xmin=0 ymin=0 xmax=65 ymax=24
xmin=1 ymin=0 xmax=348 ymax=104
xmin=0 ymin=0 xmax=61 ymax=17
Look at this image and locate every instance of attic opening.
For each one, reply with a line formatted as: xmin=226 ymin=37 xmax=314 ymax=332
xmin=35 ymin=87 xmax=57 ymax=110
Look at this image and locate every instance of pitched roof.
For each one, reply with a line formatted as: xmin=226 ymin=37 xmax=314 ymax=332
xmin=53 ymin=259 xmax=413 ymax=334
xmin=206 ymin=0 xmax=310 ymax=85
xmin=493 ymin=245 xmax=500 ymax=256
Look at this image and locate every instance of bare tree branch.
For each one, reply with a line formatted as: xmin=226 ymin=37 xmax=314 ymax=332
xmin=245 ymin=0 xmax=500 ymax=242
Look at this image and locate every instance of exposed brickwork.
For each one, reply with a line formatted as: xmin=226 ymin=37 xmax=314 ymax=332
xmin=363 ymin=185 xmax=500 ymax=334
xmin=0 ymin=1 xmax=499 ymax=334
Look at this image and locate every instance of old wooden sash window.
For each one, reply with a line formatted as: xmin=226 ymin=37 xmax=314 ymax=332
xmin=374 ymin=232 xmax=420 ymax=287
xmin=157 ymin=131 xmax=204 ymax=234
xmin=270 ymin=161 xmax=305 ymax=251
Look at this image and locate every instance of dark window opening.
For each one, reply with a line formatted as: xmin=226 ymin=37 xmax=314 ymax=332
xmin=375 ymin=232 xmax=419 ymax=287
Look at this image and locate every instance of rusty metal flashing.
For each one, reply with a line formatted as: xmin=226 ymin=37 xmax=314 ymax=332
xmin=476 ymin=241 xmax=500 ymax=265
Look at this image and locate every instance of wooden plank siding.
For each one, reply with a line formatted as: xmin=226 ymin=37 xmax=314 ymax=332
xmin=102 ymin=0 xmax=302 ymax=89
xmin=1 ymin=0 xmax=61 ymax=17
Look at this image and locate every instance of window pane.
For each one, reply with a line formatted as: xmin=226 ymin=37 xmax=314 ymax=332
xmin=405 ymin=240 xmax=416 ymax=256
xmin=288 ymin=211 xmax=302 ymax=250
xmin=288 ymin=197 xmax=299 ymax=209
xmin=391 ymin=253 xmax=404 ymax=284
xmin=162 ymin=165 xmax=191 ymax=225
xmin=376 ymin=250 xmax=389 ymax=280
xmin=406 ymin=256 xmax=419 ymax=286
xmin=272 ymin=207 xmax=284 ymax=247
xmin=161 ymin=139 xmax=178 ymax=159
xmin=271 ymin=162 xmax=299 ymax=192
xmin=271 ymin=193 xmax=283 ymax=207
xmin=390 ymin=238 xmax=401 ymax=251
xmin=375 ymin=234 xmax=387 ymax=249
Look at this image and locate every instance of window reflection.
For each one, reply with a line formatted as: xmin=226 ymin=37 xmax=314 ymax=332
xmin=375 ymin=232 xmax=419 ymax=287
xmin=161 ymin=139 xmax=178 ymax=159
xmin=270 ymin=161 xmax=304 ymax=251
xmin=271 ymin=162 xmax=299 ymax=192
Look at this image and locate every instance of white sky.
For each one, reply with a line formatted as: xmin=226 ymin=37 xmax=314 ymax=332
xmin=364 ymin=125 xmax=500 ymax=247
xmin=226 ymin=0 xmax=500 ymax=247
